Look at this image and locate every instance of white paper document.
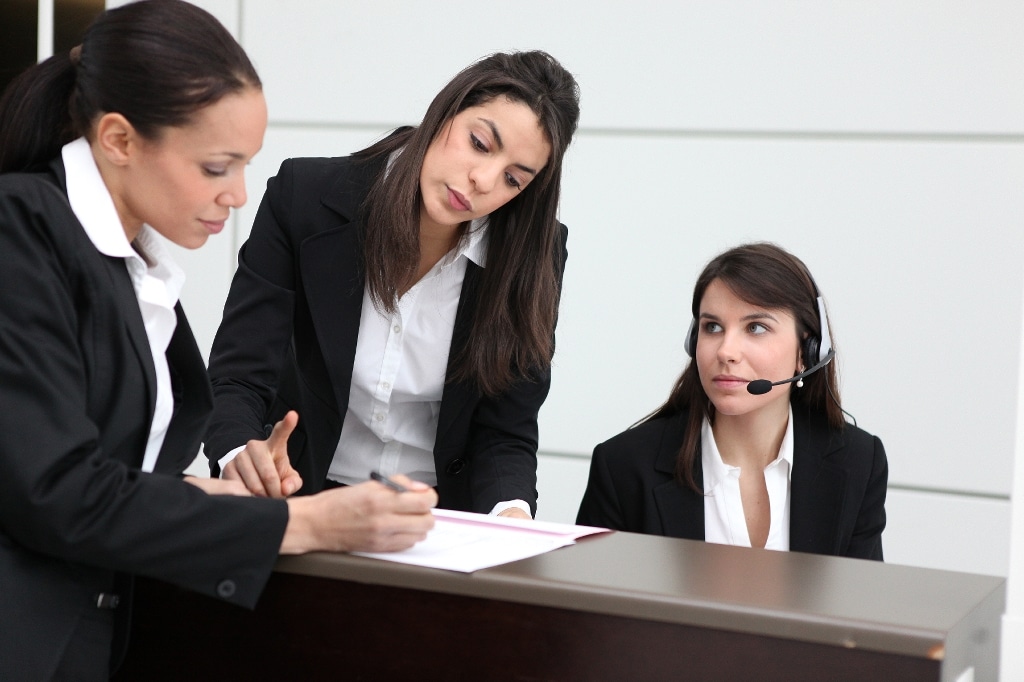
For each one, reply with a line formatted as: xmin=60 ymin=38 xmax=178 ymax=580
xmin=353 ymin=509 xmax=610 ymax=573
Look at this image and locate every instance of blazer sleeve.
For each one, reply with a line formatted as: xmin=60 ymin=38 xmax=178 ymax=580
xmin=0 ymin=178 xmax=287 ymax=609
xmin=461 ymin=226 xmax=568 ymax=515
xmin=205 ymin=159 xmax=303 ymax=464
xmin=845 ymin=434 xmax=888 ymax=560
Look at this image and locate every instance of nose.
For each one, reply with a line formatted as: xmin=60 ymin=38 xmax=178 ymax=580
xmin=469 ymin=160 xmax=500 ymax=194
xmin=218 ymin=173 xmax=248 ymax=209
xmin=715 ymin=329 xmax=742 ymax=364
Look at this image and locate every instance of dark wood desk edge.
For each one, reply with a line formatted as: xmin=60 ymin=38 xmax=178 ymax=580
xmin=273 ymin=550 xmax=1004 ymax=661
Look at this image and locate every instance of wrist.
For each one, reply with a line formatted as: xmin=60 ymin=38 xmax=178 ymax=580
xmin=281 ymin=496 xmax=318 ymax=554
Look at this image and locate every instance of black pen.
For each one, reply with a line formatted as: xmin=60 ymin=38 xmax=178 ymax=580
xmin=370 ymin=470 xmax=409 ymax=493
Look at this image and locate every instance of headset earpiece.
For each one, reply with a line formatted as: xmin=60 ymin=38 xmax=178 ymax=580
xmin=684 ymin=319 xmax=697 ymax=357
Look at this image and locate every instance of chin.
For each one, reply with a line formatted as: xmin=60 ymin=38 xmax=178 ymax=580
xmin=179 ymin=234 xmax=211 ymax=250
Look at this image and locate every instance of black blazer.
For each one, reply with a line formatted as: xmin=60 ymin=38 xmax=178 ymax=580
xmin=0 ymin=159 xmax=288 ymax=679
xmin=576 ymin=406 xmax=887 ymax=560
xmin=205 ymin=152 xmax=565 ymax=515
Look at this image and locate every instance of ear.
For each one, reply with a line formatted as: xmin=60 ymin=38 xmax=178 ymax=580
xmin=93 ymin=112 xmax=138 ymax=167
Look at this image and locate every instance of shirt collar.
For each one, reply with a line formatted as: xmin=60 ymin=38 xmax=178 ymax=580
xmin=461 ymin=218 xmax=488 ymax=267
xmin=61 ymin=137 xmax=185 ymax=302
xmin=701 ymin=404 xmax=795 ymax=492
xmin=62 ymin=137 xmax=135 ymax=259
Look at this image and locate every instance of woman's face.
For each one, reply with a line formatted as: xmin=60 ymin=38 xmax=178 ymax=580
xmin=419 ymin=96 xmax=551 ymax=233
xmin=115 ymin=87 xmax=267 ymax=248
xmin=696 ymin=278 xmax=803 ymax=420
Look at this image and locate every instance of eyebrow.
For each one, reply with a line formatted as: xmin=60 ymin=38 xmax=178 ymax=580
xmin=699 ymin=312 xmax=779 ymax=323
xmin=479 ymin=117 xmax=539 ymax=176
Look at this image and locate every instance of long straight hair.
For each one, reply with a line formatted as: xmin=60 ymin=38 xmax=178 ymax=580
xmin=0 ymin=0 xmax=260 ymax=174
xmin=646 ymin=242 xmax=845 ymax=492
xmin=352 ymin=51 xmax=580 ymax=397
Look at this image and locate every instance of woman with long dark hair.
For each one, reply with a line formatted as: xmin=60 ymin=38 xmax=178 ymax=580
xmin=577 ymin=243 xmax=887 ymax=559
xmin=205 ymin=51 xmax=581 ymax=519
xmin=0 ymin=2 xmax=435 ymax=677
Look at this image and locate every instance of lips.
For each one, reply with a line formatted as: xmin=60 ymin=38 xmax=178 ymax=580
xmin=447 ymin=187 xmax=471 ymax=212
xmin=713 ymin=374 xmax=749 ymax=388
xmin=200 ymin=218 xmax=227 ymax=234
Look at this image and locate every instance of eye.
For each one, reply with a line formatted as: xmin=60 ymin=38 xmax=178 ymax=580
xmin=202 ymin=165 xmax=227 ymax=177
xmin=505 ymin=172 xmax=523 ymax=190
xmin=748 ymin=322 xmax=768 ymax=334
xmin=470 ymin=133 xmax=488 ymax=153
xmin=702 ymin=321 xmax=722 ymax=334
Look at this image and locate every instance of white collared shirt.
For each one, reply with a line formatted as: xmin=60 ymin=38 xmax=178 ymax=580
xmin=326 ymin=221 xmax=528 ymax=517
xmin=62 ymin=137 xmax=184 ymax=473
xmin=701 ymin=406 xmax=793 ymax=551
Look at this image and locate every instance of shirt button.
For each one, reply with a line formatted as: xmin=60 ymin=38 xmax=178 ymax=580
xmin=375 ymin=414 xmax=384 ymax=422
xmin=216 ymin=579 xmax=237 ymax=599
xmin=381 ymin=382 xmax=390 ymax=390
xmin=393 ymin=324 xmax=401 ymax=333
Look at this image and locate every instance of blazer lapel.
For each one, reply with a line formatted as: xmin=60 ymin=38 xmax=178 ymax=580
xmin=298 ymin=160 xmax=379 ymax=414
xmin=105 ymin=257 xmax=157 ymax=457
xmin=789 ymin=407 xmax=847 ymax=555
xmin=652 ymin=413 xmax=705 ymax=540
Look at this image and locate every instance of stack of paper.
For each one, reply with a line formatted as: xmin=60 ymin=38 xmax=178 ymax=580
xmin=354 ymin=509 xmax=609 ymax=572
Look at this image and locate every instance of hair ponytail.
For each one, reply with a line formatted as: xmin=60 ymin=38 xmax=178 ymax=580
xmin=0 ymin=52 xmax=78 ymax=173
xmin=0 ymin=0 xmax=260 ymax=175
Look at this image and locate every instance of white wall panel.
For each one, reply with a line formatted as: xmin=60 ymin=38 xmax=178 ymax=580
xmin=884 ymin=488 xmax=1010 ymax=576
xmin=242 ymin=0 xmax=1024 ymax=134
xmin=535 ymin=453 xmax=592 ymax=524
xmin=543 ymin=133 xmax=1024 ymax=498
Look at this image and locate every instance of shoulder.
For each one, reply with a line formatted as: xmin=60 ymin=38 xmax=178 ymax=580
xmin=271 ymin=155 xmax=362 ymax=192
xmin=0 ymin=170 xmax=68 ymax=209
xmin=0 ymin=170 xmax=80 ymax=250
xmin=593 ymin=412 xmax=687 ymax=470
xmin=794 ymin=407 xmax=886 ymax=468
xmin=269 ymin=154 xmax=383 ymax=217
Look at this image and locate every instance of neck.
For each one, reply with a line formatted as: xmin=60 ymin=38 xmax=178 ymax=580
xmin=711 ymin=399 xmax=790 ymax=468
xmin=90 ymin=141 xmax=143 ymax=243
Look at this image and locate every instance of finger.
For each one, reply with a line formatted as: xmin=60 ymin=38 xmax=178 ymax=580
xmin=221 ymin=458 xmax=242 ymax=482
xmin=391 ymin=488 xmax=438 ymax=514
xmin=266 ymin=410 xmax=299 ymax=455
xmin=388 ymin=473 xmax=432 ymax=492
xmin=280 ymin=470 xmax=303 ymax=497
xmin=231 ymin=449 xmax=271 ymax=497
xmin=246 ymin=441 xmax=287 ymax=499
xmin=497 ymin=507 xmax=531 ymax=520
xmin=217 ymin=479 xmax=256 ymax=497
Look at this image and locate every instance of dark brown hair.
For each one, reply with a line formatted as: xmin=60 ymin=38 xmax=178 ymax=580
xmin=0 ymin=0 xmax=260 ymax=174
xmin=647 ymin=242 xmax=844 ymax=492
xmin=354 ymin=50 xmax=580 ymax=397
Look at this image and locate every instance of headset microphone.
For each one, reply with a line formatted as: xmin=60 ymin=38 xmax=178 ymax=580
xmin=746 ymin=348 xmax=836 ymax=395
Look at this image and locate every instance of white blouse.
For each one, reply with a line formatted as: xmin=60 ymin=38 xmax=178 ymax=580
xmin=701 ymin=406 xmax=794 ymax=551
xmin=62 ymin=137 xmax=184 ymax=473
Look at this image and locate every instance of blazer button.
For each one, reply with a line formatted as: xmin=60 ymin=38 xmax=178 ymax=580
xmin=216 ymin=579 xmax=237 ymax=599
xmin=445 ymin=459 xmax=466 ymax=476
xmin=263 ymin=423 xmax=274 ymax=438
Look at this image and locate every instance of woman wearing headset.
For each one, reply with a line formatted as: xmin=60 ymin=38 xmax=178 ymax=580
xmin=576 ymin=242 xmax=887 ymax=559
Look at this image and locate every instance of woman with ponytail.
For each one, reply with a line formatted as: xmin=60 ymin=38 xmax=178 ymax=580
xmin=0 ymin=2 xmax=435 ymax=678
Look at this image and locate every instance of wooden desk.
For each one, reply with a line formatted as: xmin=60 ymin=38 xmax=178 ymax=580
xmin=117 ymin=531 xmax=1004 ymax=681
